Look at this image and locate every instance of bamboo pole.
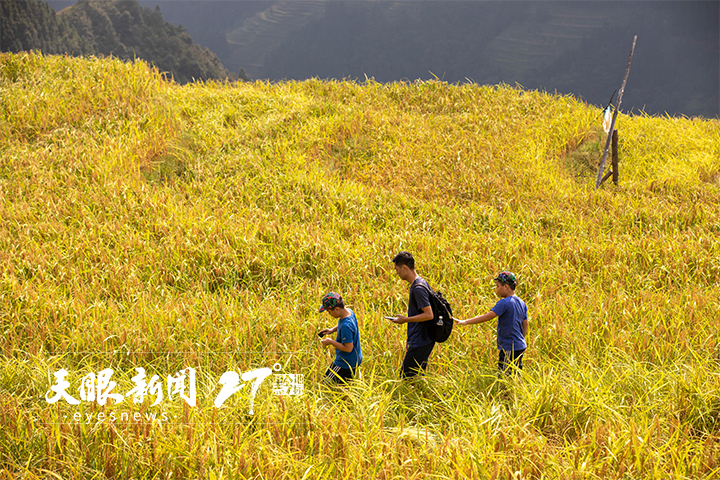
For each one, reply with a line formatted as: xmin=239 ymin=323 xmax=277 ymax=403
xmin=596 ymin=36 xmax=636 ymax=189
xmin=612 ymin=129 xmax=619 ymax=186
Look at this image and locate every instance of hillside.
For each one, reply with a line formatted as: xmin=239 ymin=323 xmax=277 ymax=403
xmin=1 ymin=0 xmax=233 ymax=83
xmin=224 ymin=0 xmax=327 ymax=74
xmin=146 ymin=0 xmax=718 ymax=117
xmin=1 ymin=52 xmax=720 ymax=479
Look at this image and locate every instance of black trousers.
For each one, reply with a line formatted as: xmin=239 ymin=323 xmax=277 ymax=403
xmin=498 ymin=348 xmax=526 ymax=375
xmin=324 ymin=364 xmax=355 ymax=384
xmin=401 ymin=342 xmax=435 ymax=378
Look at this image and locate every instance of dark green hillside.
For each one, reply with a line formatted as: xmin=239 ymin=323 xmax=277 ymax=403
xmin=1 ymin=0 xmax=234 ymax=83
xmin=0 ymin=0 xmax=92 ymax=54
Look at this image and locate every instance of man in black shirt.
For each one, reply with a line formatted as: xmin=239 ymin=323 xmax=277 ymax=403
xmin=389 ymin=251 xmax=435 ymax=378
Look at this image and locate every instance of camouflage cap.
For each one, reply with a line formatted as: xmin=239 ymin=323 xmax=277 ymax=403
xmin=318 ymin=292 xmax=343 ymax=312
xmin=494 ymin=271 xmax=517 ymax=287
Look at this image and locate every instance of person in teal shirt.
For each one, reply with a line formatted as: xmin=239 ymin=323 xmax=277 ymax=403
xmin=318 ymin=292 xmax=363 ymax=384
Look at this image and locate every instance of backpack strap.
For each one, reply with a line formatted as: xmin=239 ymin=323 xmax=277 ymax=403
xmin=409 ymin=278 xmax=434 ymax=296
xmin=409 ymin=280 xmax=435 ymax=320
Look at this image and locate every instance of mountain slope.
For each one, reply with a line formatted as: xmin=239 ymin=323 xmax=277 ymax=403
xmin=1 ymin=0 xmax=233 ymax=82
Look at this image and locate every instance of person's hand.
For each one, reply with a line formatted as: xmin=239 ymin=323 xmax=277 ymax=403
xmin=393 ymin=316 xmax=409 ymax=324
xmin=453 ymin=317 xmax=465 ymax=325
xmin=318 ymin=328 xmax=332 ymax=336
xmin=320 ymin=337 xmax=333 ymax=346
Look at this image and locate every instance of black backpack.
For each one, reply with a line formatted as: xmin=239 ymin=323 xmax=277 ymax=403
xmin=411 ymin=282 xmax=454 ymax=343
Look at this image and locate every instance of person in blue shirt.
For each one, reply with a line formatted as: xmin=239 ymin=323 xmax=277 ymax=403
xmin=388 ymin=251 xmax=435 ymax=378
xmin=454 ymin=272 xmax=528 ymax=374
xmin=318 ymin=292 xmax=363 ymax=384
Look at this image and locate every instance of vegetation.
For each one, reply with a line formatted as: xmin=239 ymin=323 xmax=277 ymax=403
xmin=1 ymin=0 xmax=233 ymax=83
xmin=1 ymin=52 xmax=720 ymax=479
xmin=0 ymin=0 xmax=92 ymax=55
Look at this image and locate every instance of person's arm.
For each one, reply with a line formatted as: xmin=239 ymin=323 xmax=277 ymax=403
xmin=455 ymin=311 xmax=497 ymax=326
xmin=320 ymin=337 xmax=353 ymax=352
xmin=318 ymin=325 xmax=338 ymax=336
xmin=522 ymin=318 xmax=528 ymax=338
xmin=393 ymin=305 xmax=433 ymax=324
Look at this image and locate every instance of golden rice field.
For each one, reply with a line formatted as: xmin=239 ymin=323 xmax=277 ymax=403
xmin=1 ymin=52 xmax=719 ymax=479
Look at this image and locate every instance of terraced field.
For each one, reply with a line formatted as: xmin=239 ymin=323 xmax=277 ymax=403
xmin=224 ymin=0 xmax=328 ymax=76
xmin=482 ymin=3 xmax=607 ymax=83
xmin=1 ymin=52 xmax=719 ymax=479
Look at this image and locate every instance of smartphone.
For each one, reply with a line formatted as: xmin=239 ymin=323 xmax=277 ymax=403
xmin=384 ymin=316 xmax=398 ymax=321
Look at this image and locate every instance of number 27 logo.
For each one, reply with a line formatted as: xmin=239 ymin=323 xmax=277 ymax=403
xmin=214 ymin=367 xmax=272 ymax=414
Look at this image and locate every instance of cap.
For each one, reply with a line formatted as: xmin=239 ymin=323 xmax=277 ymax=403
xmin=318 ymin=292 xmax=343 ymax=312
xmin=494 ymin=271 xmax=517 ymax=287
